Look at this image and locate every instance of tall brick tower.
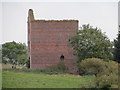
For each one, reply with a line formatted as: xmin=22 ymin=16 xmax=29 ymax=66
xmin=28 ymin=9 xmax=78 ymax=74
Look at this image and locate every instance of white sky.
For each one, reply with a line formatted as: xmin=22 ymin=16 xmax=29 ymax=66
xmin=0 ymin=0 xmax=119 ymax=45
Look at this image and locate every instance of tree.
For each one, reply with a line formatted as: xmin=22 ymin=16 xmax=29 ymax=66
xmin=2 ymin=41 xmax=27 ymax=65
xmin=16 ymin=54 xmax=27 ymax=65
xmin=26 ymin=59 xmax=30 ymax=68
xmin=114 ymin=31 xmax=120 ymax=63
xmin=69 ymin=24 xmax=113 ymax=61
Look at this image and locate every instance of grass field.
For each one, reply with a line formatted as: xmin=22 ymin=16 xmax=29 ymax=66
xmin=2 ymin=70 xmax=96 ymax=88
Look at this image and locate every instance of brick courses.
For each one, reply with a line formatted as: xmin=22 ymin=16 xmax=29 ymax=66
xmin=28 ymin=9 xmax=79 ymax=74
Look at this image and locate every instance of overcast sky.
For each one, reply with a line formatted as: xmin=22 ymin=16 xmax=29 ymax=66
xmin=1 ymin=0 xmax=118 ymax=45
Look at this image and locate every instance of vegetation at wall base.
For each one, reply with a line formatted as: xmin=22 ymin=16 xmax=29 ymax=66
xmin=3 ymin=68 xmax=66 ymax=75
xmin=2 ymin=61 xmax=68 ymax=75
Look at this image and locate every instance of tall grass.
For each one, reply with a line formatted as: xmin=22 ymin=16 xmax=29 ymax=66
xmin=3 ymin=68 xmax=67 ymax=75
xmin=2 ymin=61 xmax=68 ymax=75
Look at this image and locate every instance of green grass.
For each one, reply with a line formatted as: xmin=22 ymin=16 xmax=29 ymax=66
xmin=2 ymin=70 xmax=95 ymax=88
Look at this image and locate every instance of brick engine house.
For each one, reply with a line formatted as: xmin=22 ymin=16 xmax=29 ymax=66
xmin=28 ymin=9 xmax=78 ymax=74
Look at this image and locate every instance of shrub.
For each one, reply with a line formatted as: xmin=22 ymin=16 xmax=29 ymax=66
xmin=78 ymin=58 xmax=106 ymax=76
xmin=96 ymin=74 xmax=118 ymax=88
xmin=95 ymin=61 xmax=118 ymax=76
xmin=78 ymin=58 xmax=118 ymax=88
xmin=96 ymin=61 xmax=118 ymax=88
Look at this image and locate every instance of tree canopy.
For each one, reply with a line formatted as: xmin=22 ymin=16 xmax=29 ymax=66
xmin=2 ymin=41 xmax=27 ymax=65
xmin=69 ymin=24 xmax=113 ymax=61
xmin=114 ymin=31 xmax=120 ymax=63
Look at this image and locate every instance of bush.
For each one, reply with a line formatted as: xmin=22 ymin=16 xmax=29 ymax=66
xmin=78 ymin=58 xmax=118 ymax=88
xmin=96 ymin=61 xmax=118 ymax=88
xmin=104 ymin=61 xmax=118 ymax=75
xmin=78 ymin=58 xmax=106 ymax=76
xmin=96 ymin=74 xmax=118 ymax=88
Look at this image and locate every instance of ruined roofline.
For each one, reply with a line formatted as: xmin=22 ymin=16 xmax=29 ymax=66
xmin=28 ymin=9 xmax=78 ymax=22
xmin=31 ymin=19 xmax=78 ymax=22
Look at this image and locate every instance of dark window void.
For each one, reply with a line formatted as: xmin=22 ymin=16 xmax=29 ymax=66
xmin=60 ymin=54 xmax=64 ymax=61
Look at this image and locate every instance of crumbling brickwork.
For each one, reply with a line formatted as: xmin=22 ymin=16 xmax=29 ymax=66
xmin=28 ymin=9 xmax=79 ymax=74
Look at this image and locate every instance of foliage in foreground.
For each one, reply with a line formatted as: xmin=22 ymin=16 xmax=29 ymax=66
xmin=69 ymin=24 xmax=113 ymax=61
xmin=78 ymin=58 xmax=118 ymax=88
xmin=96 ymin=74 xmax=118 ymax=88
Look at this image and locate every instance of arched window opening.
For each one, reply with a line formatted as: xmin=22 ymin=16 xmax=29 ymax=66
xmin=60 ymin=54 xmax=64 ymax=61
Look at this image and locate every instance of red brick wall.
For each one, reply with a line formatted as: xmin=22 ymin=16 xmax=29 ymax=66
xmin=28 ymin=17 xmax=78 ymax=74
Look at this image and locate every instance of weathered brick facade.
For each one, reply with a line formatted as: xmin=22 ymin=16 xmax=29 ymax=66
xmin=28 ymin=9 xmax=79 ymax=74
